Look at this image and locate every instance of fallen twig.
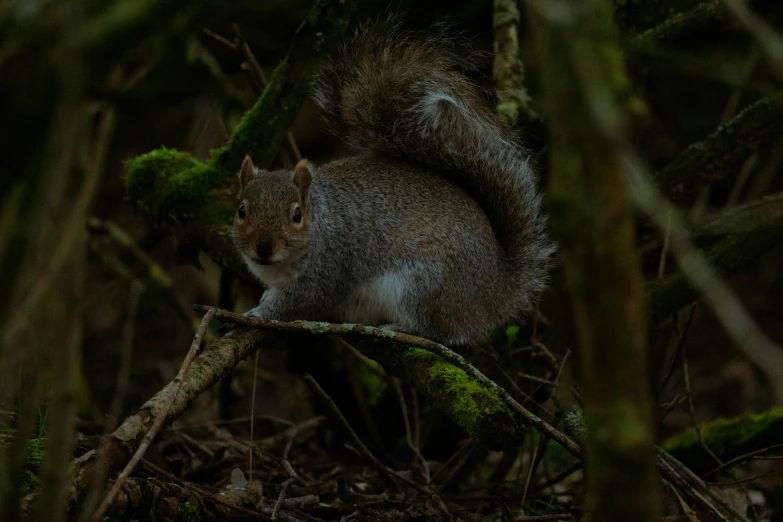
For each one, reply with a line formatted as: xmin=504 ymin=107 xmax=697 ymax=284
xmin=303 ymin=374 xmax=417 ymax=488
xmin=272 ymin=478 xmax=300 ymax=520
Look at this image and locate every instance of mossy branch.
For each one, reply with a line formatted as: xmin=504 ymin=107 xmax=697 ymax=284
xmin=654 ymin=91 xmax=783 ymax=205
xmin=663 ymin=406 xmax=783 ymax=474
xmin=648 ymin=191 xmax=783 ymax=321
xmin=613 ymin=0 xmax=720 ymax=34
xmin=195 ymin=307 xmax=580 ymax=454
xmin=211 ymin=0 xmax=359 ymax=175
xmin=631 ymin=1 xmax=732 ymax=45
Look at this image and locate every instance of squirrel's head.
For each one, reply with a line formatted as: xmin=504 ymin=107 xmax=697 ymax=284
xmin=232 ymin=155 xmax=313 ymax=275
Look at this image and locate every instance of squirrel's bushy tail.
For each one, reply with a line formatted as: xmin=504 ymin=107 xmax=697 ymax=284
xmin=313 ymin=20 xmax=555 ymax=308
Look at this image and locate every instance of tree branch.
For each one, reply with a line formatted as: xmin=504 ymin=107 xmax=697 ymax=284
xmin=648 ymin=191 xmax=783 ymax=321
xmin=654 ymin=91 xmax=783 ymax=205
xmin=631 ymin=1 xmax=731 ymax=45
xmin=196 ymin=306 xmax=580 ymax=456
xmin=493 ymin=0 xmax=537 ymax=125
xmin=663 ymin=406 xmax=783 ymax=474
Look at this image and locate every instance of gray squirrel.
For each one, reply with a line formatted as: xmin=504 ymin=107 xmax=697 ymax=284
xmin=232 ymin=22 xmax=555 ymax=345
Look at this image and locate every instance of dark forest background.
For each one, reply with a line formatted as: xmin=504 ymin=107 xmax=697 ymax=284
xmin=1 ymin=0 xmax=783 ymax=521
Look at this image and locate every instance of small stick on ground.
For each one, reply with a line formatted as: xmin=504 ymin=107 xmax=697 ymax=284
xmin=258 ymin=416 xmax=324 ymax=450
xmin=514 ymin=514 xmax=574 ymax=521
xmin=682 ymin=343 xmax=723 ymax=466
xmin=89 ymin=308 xmax=216 ymax=522
xmin=272 ymin=477 xmax=299 ymax=520
xmin=535 ymin=462 xmax=582 ymax=492
xmin=281 ymin=495 xmax=319 ymax=508
xmin=249 ymin=346 xmax=260 ymax=483
xmin=340 ymin=510 xmax=360 ymax=522
xmin=657 ymin=303 xmax=696 ymax=399
xmin=657 ymin=447 xmax=751 ymax=522
xmin=705 ymin=442 xmax=783 ymax=476
xmin=280 ymin=422 xmax=302 ymax=481
xmin=392 ymin=378 xmax=430 ymax=483
xmin=304 ymin=375 xmax=450 ymax=513
xmin=303 ymin=374 xmax=397 ymax=481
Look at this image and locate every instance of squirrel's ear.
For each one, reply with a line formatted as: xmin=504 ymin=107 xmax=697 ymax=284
xmin=293 ymin=159 xmax=313 ymax=200
xmin=238 ymin=154 xmax=255 ymax=196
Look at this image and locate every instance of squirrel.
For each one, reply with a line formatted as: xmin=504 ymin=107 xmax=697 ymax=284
xmin=231 ymin=21 xmax=555 ymax=346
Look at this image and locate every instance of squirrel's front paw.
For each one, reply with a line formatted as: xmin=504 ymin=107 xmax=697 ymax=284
xmin=243 ymin=306 xmax=268 ymax=319
xmin=218 ymin=307 xmax=266 ymax=337
xmin=378 ymin=324 xmax=413 ymax=336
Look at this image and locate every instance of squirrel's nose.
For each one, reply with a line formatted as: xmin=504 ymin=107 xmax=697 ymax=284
xmin=255 ymin=240 xmax=274 ymax=263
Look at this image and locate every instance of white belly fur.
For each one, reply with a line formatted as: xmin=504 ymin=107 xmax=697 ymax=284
xmin=333 ymin=270 xmax=410 ymax=326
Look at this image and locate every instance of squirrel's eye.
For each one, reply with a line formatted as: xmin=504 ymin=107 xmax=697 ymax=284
xmin=237 ymin=203 xmax=246 ymax=219
xmin=292 ymin=205 xmax=302 ymax=224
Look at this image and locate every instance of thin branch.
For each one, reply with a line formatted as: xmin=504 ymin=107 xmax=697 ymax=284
xmin=231 ymin=23 xmax=302 ymax=163
xmin=724 ymin=0 xmax=783 ymax=81
xmin=632 ymin=1 xmax=730 ymax=45
xmin=87 ymin=217 xmax=198 ymax=328
xmin=303 ymin=374 xmax=451 ymax=514
xmin=392 ymin=378 xmax=430 ymax=484
xmin=705 ymin=443 xmax=783 ymax=477
xmin=107 ymin=281 xmax=144 ymax=432
xmin=535 ymin=463 xmax=582 ymax=492
xmin=653 ymin=92 xmax=783 ymax=205
xmin=626 ymin=151 xmax=783 ymax=402
xmin=657 ymin=447 xmax=751 ymax=522
xmin=200 ymin=305 xmax=583 ymax=460
xmin=303 ymin=374 xmax=417 ymax=488
xmin=272 ymin=478 xmax=299 ymax=521
xmin=657 ymin=303 xmax=696 ymax=399
xmin=248 ymin=347 xmax=259 ymax=483
xmin=681 ymin=344 xmax=722 ymax=466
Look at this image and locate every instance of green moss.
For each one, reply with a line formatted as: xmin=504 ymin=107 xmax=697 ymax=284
xmin=26 ymin=437 xmax=44 ymax=473
xmin=20 ymin=469 xmax=38 ymax=496
xmin=10 ymin=437 xmax=44 ymax=495
xmin=179 ymin=500 xmax=201 ymax=522
xmin=357 ymin=362 xmax=386 ymax=407
xmin=663 ymin=407 xmax=783 ymax=472
xmin=125 ymin=147 xmax=217 ymax=214
xmin=213 ymin=60 xmax=310 ymax=174
xmin=427 ymin=355 xmax=496 ymax=429
xmin=394 ymin=346 xmax=518 ymax=448
xmin=505 ymin=325 xmax=520 ymax=342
